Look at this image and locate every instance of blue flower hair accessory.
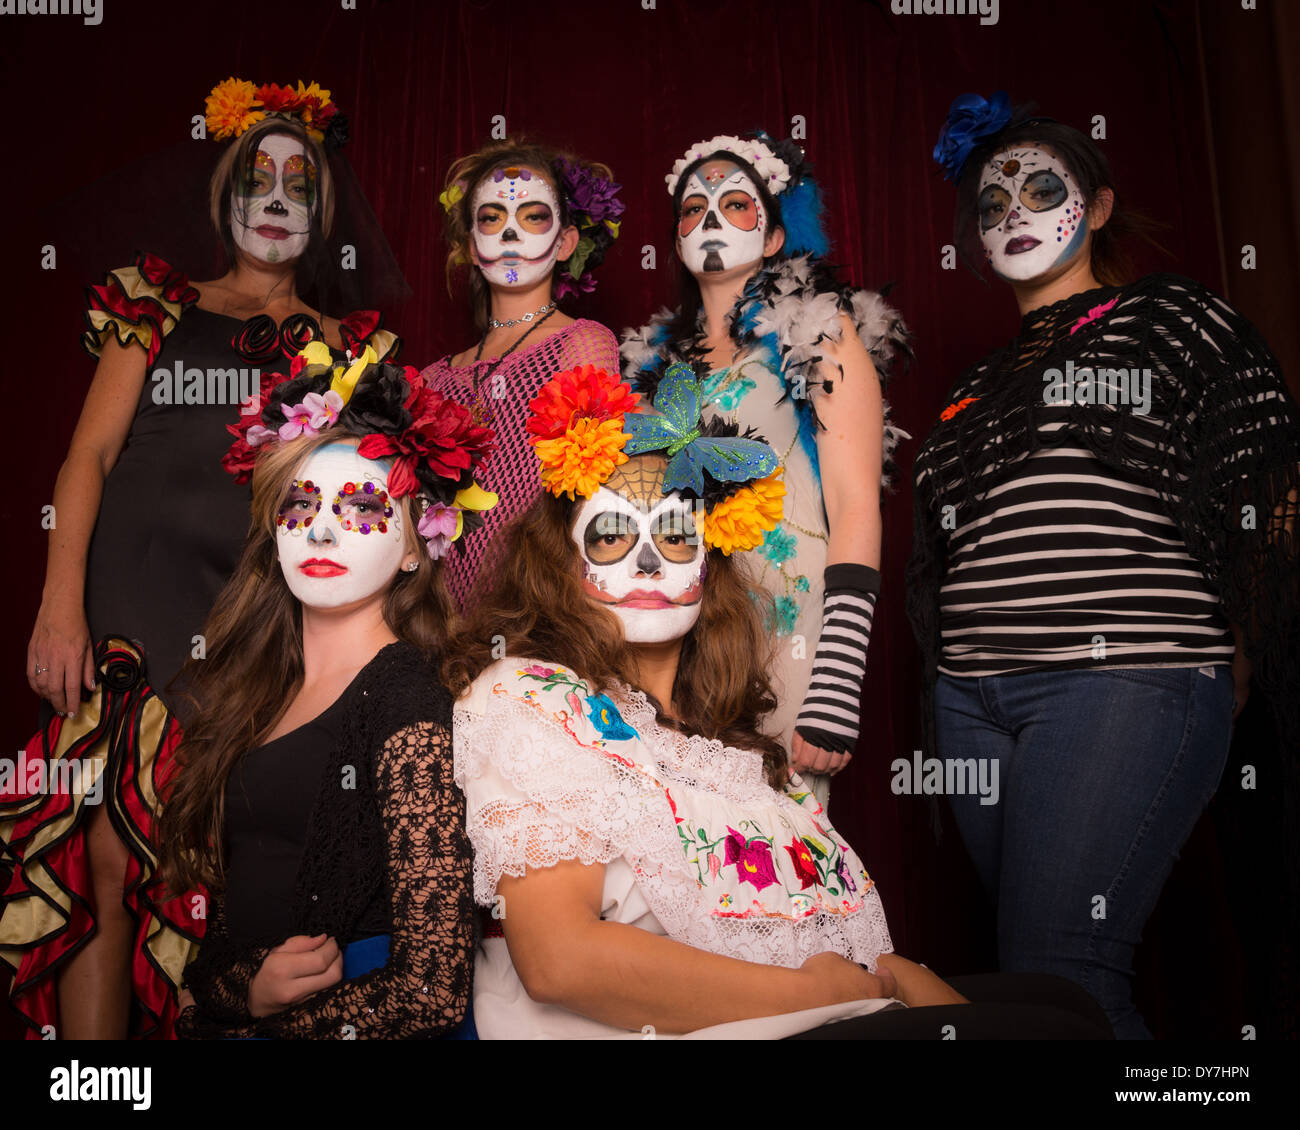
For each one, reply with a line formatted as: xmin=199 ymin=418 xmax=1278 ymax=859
xmin=933 ymin=91 xmax=1013 ymax=181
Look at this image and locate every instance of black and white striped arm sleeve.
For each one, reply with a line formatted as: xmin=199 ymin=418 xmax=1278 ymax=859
xmin=794 ymin=564 xmax=880 ymax=755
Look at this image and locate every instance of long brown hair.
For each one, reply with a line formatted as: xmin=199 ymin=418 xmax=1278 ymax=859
xmin=439 ymin=138 xmax=615 ymax=329
xmin=159 ymin=430 xmax=454 ymax=892
xmin=442 ymin=486 xmax=788 ymax=786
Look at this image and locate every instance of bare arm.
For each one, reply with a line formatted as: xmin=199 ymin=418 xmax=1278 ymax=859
xmin=815 ymin=314 xmax=884 ymax=570
xmin=29 ymin=338 xmax=147 ymax=713
xmin=498 ymin=856 xmax=889 ymax=1034
xmin=791 ymin=315 xmax=885 ymax=775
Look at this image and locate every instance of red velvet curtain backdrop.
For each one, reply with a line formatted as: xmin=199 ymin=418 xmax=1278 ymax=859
xmin=3 ymin=0 xmax=1288 ymax=1036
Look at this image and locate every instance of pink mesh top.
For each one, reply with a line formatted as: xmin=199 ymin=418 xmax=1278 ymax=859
xmin=421 ymin=318 xmax=621 ymax=613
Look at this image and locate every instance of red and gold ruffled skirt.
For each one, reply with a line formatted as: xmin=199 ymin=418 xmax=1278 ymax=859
xmin=0 ymin=638 xmax=205 ymax=1038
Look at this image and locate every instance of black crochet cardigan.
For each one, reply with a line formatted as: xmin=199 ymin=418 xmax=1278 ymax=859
xmin=906 ymin=273 xmax=1300 ymax=854
xmin=176 ymin=642 xmax=474 ymax=1039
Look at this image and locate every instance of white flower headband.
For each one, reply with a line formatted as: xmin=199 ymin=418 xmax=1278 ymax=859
xmin=665 ymin=134 xmax=792 ymax=198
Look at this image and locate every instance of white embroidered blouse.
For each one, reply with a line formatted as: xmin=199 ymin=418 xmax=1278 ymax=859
xmin=453 ymin=657 xmax=897 ymax=1039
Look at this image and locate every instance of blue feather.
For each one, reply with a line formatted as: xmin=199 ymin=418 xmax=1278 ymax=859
xmin=780 ymin=178 xmax=830 ymax=258
xmin=753 ymin=331 xmax=822 ymax=486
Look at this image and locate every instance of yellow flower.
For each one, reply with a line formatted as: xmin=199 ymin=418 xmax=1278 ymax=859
xmin=700 ymin=472 xmax=786 ymax=554
xmin=328 ymin=345 xmax=377 ymax=406
xmin=295 ymin=80 xmax=332 ymax=106
xmin=297 ymin=340 xmax=333 ymax=369
xmin=535 ymin=417 xmax=630 ymax=500
xmin=205 ymin=77 xmax=264 ymax=141
xmin=292 ymin=81 xmax=333 ymax=140
xmin=439 ymin=183 xmax=464 ymax=213
xmin=449 ymin=482 xmax=499 ymax=541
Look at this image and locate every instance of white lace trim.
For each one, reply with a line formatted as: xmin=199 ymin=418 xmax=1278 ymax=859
xmin=454 ymin=661 xmax=893 ymax=969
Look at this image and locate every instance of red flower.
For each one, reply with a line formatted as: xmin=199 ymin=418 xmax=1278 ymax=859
xmin=940 ymin=396 xmax=979 ymax=422
xmin=527 ymin=365 xmax=640 ymax=442
xmin=358 ymin=386 xmax=494 ymax=498
xmin=222 ymin=369 xmax=293 ymax=482
xmin=339 ymin=310 xmax=383 ymax=357
xmin=723 ymin=827 xmax=778 ymax=892
xmin=666 ymin=788 xmax=684 ymax=825
xmin=784 ymin=837 xmax=819 ymax=890
xmin=255 ymin=83 xmax=304 ymax=113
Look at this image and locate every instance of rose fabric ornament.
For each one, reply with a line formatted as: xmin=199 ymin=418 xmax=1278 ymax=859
xmin=933 ymin=90 xmax=1013 ymax=181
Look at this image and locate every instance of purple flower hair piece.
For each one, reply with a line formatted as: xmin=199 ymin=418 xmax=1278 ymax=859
xmin=551 ymin=157 xmax=625 ymax=296
xmin=557 ymin=157 xmax=626 ymax=223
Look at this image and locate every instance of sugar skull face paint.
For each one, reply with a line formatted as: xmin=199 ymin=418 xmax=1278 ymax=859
xmin=231 ymin=133 xmax=317 ymax=265
xmin=471 ymin=166 xmax=564 ymax=288
xmin=978 ymin=147 xmax=1087 ymax=282
xmin=571 ymin=456 xmax=705 ymax=644
xmin=677 ymin=159 xmax=767 ymax=276
xmin=277 ymin=443 xmax=407 ymax=610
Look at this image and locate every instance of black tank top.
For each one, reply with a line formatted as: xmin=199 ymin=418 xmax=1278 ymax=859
xmin=223 ymin=682 xmax=389 ymax=948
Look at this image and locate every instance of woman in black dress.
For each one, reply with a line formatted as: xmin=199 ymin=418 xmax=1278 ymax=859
xmin=2 ymin=82 xmax=399 ymax=1038
xmin=158 ymin=351 xmax=491 ymax=1039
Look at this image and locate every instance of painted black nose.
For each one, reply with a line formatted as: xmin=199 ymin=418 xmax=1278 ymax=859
xmin=265 ymin=199 xmax=288 ymax=216
xmin=502 ymin=227 xmax=520 ymax=242
xmin=702 ymin=210 xmax=721 ymax=231
xmin=635 ymin=543 xmax=662 ymax=576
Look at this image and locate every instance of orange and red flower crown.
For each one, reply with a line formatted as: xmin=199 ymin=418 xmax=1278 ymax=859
xmin=205 ymin=77 xmax=348 ymax=149
xmin=526 ymin=363 xmax=786 ymax=555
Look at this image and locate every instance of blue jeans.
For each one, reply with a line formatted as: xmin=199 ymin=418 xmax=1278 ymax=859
xmin=935 ymin=665 xmax=1233 ymax=1039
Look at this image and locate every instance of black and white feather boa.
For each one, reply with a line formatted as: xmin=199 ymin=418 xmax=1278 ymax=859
xmin=619 ymin=254 xmax=912 ymax=487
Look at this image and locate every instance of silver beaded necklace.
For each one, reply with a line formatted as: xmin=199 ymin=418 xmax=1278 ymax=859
xmin=488 ymin=302 xmax=555 ymax=329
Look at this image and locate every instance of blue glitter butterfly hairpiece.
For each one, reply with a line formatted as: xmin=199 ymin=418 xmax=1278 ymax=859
xmin=623 ymin=362 xmax=779 ymax=495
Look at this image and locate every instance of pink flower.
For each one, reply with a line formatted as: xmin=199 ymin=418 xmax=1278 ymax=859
xmin=565 ymin=690 xmax=583 ymax=717
xmin=278 ymin=401 xmax=315 ymax=441
xmin=304 ymin=389 xmax=344 ymax=429
xmin=723 ymin=826 xmax=778 ymax=892
xmin=418 ymin=502 xmax=460 ymax=560
xmin=707 ymin=853 xmax=720 ymax=880
xmin=245 ymin=424 xmax=277 ymax=448
xmin=277 ymin=390 xmax=345 ymax=441
xmin=1070 ymin=297 xmax=1119 ymax=335
xmin=520 ymin=664 xmax=556 ymax=678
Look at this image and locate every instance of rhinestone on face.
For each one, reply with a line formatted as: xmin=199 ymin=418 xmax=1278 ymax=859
xmin=344 ymin=483 xmax=356 ymax=495
xmin=363 ymin=481 xmax=375 ymax=493
xmin=360 ymin=523 xmax=371 ymax=534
